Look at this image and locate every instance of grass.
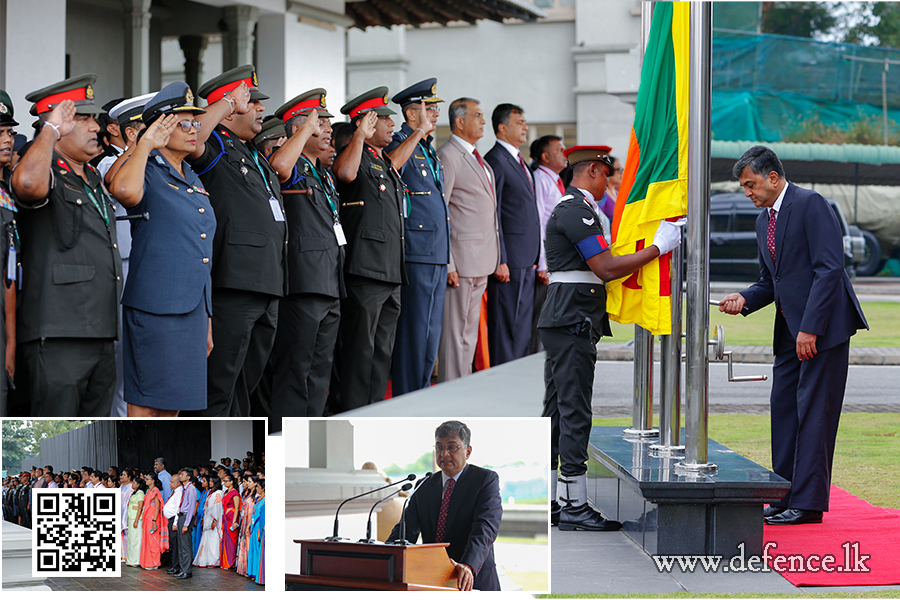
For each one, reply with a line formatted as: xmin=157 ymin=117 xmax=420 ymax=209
xmin=606 ymin=301 xmax=900 ymax=347
xmin=591 ymin=413 xmax=900 ymax=510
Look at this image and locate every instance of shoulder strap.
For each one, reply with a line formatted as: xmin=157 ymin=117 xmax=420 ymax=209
xmin=194 ymin=130 xmax=227 ymax=177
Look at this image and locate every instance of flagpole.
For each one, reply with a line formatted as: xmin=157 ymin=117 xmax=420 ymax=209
xmin=624 ymin=0 xmax=659 ymax=440
xmin=679 ymin=0 xmax=716 ymax=473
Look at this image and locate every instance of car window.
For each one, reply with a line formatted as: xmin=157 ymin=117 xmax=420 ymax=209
xmin=710 ymin=214 xmax=729 ymax=233
xmin=734 ymin=213 xmax=759 ymax=232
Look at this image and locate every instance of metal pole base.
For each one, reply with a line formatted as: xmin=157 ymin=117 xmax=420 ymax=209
xmin=675 ymin=461 xmax=718 ymax=473
xmin=649 ymin=443 xmax=685 ymax=457
xmin=623 ymin=427 xmax=659 ymax=439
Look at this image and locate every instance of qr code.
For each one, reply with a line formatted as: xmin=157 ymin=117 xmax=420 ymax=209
xmin=32 ymin=489 xmax=121 ymax=577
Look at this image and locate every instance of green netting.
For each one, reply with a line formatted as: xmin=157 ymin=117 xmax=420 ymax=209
xmin=712 ymin=31 xmax=900 ymax=142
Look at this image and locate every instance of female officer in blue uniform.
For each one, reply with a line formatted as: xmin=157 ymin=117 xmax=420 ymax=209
xmin=109 ymin=82 xmax=215 ymax=416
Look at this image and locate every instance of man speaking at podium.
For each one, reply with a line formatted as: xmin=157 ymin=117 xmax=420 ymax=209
xmin=387 ymin=421 xmax=502 ymax=591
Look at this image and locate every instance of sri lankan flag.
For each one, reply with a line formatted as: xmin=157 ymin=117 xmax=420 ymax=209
xmin=606 ymin=1 xmax=689 ymax=335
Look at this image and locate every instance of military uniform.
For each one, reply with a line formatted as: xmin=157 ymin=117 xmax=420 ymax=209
xmin=387 ymin=79 xmax=450 ymax=396
xmin=336 ymin=88 xmax=407 ymax=409
xmin=189 ymin=66 xmax=287 ymax=417
xmin=268 ymin=90 xmax=344 ymax=427
xmin=1 ymin=90 xmax=19 ymax=413
xmin=16 ymin=477 xmax=31 ymax=528
xmin=538 ymin=186 xmax=612 ymax=481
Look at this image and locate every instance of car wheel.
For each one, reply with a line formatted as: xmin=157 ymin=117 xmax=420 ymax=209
xmin=856 ymin=230 xmax=883 ymax=277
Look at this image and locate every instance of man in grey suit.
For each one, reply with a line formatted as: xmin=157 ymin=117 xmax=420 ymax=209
xmin=436 ymin=98 xmax=501 ymax=381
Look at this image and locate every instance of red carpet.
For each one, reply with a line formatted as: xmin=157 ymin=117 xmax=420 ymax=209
xmin=763 ymin=486 xmax=900 ymax=586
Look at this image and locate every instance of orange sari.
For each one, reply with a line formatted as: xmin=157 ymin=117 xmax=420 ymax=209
xmin=139 ymin=487 xmax=168 ymax=569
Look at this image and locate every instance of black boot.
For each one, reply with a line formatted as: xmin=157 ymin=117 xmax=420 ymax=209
xmin=559 ymin=502 xmax=622 ymax=532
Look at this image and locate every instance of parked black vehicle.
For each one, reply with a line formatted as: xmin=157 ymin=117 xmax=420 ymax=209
xmin=703 ymin=192 xmax=866 ymax=281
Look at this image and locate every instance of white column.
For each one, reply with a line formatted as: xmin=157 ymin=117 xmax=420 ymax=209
xmin=123 ymin=0 xmax=152 ymax=95
xmin=222 ymin=5 xmax=259 ymax=71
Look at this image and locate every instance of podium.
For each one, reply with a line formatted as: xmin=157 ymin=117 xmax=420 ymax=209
xmin=286 ymin=539 xmax=458 ymax=591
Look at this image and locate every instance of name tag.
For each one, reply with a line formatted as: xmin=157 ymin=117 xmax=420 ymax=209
xmin=269 ymin=197 xmax=285 ymax=222
xmin=370 ymin=163 xmax=383 ymax=171
xmin=414 ymin=154 xmax=426 ymax=159
xmin=6 ymin=246 xmax=16 ymax=281
xmin=334 ymin=223 xmax=347 ymax=246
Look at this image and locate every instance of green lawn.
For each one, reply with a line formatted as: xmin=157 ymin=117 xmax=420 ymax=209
xmin=607 ymin=301 xmax=900 ymax=347
xmin=592 ymin=414 xmax=900 ymax=510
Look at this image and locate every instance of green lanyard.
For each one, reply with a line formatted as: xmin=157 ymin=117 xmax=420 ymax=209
xmin=81 ymin=181 xmax=110 ymax=229
xmin=299 ymin=155 xmax=338 ymax=219
xmin=418 ymin=140 xmax=441 ymax=189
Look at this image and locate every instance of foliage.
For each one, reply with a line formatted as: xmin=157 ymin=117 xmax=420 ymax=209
xmin=781 ymin=112 xmax=900 ymax=145
xmin=1 ymin=420 xmax=92 ymax=470
xmin=844 ymin=2 xmax=900 ymax=49
xmin=384 ymin=451 xmax=434 ymax=476
xmin=761 ymin=2 xmax=837 ymax=39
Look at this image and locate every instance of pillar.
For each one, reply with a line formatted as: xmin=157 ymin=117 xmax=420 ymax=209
xmin=179 ymin=35 xmax=208 ymax=94
xmin=123 ymin=0 xmax=152 ymax=96
xmin=221 ymin=5 xmax=258 ymax=71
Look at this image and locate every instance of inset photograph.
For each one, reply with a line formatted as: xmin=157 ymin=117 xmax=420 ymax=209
xmin=2 ymin=418 xmax=266 ymax=591
xmin=284 ymin=417 xmax=549 ymax=592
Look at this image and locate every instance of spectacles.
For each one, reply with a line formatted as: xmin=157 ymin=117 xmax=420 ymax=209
xmin=178 ymin=120 xmax=201 ymax=132
xmin=425 ymin=105 xmax=440 ymax=114
xmin=435 ymin=443 xmax=466 ymax=454
xmin=614 ymin=168 xmax=624 ymax=173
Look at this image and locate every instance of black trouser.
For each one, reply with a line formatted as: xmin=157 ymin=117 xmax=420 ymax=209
xmin=540 ymin=322 xmax=597 ymax=477
xmin=203 ymin=289 xmax=279 ymax=417
xmin=23 ymin=338 xmax=116 ymax=417
xmin=338 ymin=275 xmax=401 ymax=411
xmin=169 ymin=514 xmax=180 ymax=571
xmin=176 ymin=513 xmax=193 ymax=575
xmin=269 ymin=293 xmax=341 ymax=430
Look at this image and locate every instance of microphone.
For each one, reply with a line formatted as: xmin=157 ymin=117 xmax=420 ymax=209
xmin=325 ymin=473 xmax=415 ymax=541
xmin=360 ymin=482 xmax=413 ymax=543
xmin=394 ymin=472 xmax=433 ymax=546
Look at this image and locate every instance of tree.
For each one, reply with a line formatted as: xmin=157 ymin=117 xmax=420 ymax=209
xmin=844 ymin=3 xmax=900 ymax=49
xmin=761 ymin=2 xmax=836 ymax=39
xmin=1 ymin=420 xmax=92 ymax=471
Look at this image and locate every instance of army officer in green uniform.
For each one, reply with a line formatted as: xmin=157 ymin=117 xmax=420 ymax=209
xmin=11 ymin=74 xmax=123 ymax=417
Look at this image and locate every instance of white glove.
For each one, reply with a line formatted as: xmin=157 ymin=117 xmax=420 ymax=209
xmin=651 ymin=218 xmax=686 ymax=255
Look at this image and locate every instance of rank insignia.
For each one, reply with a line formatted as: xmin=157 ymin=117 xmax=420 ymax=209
xmin=431 ymin=83 xmax=437 ymax=95
xmin=57 ymin=158 xmax=71 ymax=172
xmin=321 ymin=94 xmax=327 ymax=107
xmin=379 ymin=183 xmax=386 ymax=192
xmin=85 ymin=85 xmax=94 ymax=100
xmin=252 ymin=72 xmax=259 ymax=87
xmin=186 ymin=89 xmax=194 ymax=105
xmin=240 ymin=166 xmax=249 ymax=175
xmin=155 ymin=155 xmax=166 ymax=165
xmin=0 ymin=102 xmax=7 ymax=114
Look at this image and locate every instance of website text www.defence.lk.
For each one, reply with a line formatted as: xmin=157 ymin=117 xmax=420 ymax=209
xmin=652 ymin=542 xmax=871 ymax=574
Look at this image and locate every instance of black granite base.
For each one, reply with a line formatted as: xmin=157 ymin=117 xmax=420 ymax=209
xmin=587 ymin=426 xmax=790 ymax=558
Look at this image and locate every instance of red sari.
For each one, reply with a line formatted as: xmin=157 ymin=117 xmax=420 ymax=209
xmin=139 ymin=487 xmax=168 ymax=569
xmin=220 ymin=488 xmax=240 ymax=569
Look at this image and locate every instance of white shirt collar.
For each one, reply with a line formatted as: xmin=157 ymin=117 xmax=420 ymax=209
xmin=451 ymin=133 xmax=476 ymax=154
xmin=496 ymin=138 xmax=521 ymax=160
xmin=576 ymin=187 xmax=595 ymax=203
xmin=538 ymin=165 xmax=559 ymax=179
xmin=772 ymin=181 xmax=788 ymax=214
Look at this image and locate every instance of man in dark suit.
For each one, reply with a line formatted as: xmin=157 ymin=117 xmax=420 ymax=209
xmin=720 ymin=145 xmax=868 ymax=526
xmin=484 ymin=104 xmax=542 ymax=365
xmin=387 ymin=420 xmax=502 ymax=591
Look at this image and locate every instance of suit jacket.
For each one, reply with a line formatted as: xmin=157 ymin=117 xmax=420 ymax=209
xmin=387 ymin=464 xmax=502 ymax=591
xmin=484 ymin=143 xmax=541 ymax=269
xmin=436 ymin=136 xmax=500 ymax=278
xmin=740 ymin=182 xmax=867 ymax=352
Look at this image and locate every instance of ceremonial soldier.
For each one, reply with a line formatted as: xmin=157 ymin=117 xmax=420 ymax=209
xmin=539 ymin=148 xmax=682 ymax=530
xmin=254 ymin=116 xmax=285 ymax=158
xmin=385 ymin=78 xmax=448 ymax=396
xmin=267 ymin=89 xmax=343 ymax=427
xmin=332 ymin=87 xmax=407 ymax=409
xmin=187 ymin=65 xmax=287 ymax=417
xmin=11 ymin=75 xmax=123 ymax=417
xmin=16 ymin=472 xmax=31 ymax=528
xmin=1 ymin=89 xmax=20 ymax=412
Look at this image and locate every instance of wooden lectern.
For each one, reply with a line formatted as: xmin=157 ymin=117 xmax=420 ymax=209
xmin=286 ymin=539 xmax=458 ymax=591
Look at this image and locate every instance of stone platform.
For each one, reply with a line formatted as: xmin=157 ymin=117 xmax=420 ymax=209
xmin=587 ymin=426 xmax=790 ymax=558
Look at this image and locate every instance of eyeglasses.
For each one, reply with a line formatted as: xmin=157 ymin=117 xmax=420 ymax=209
xmin=435 ymin=443 xmax=466 ymax=455
xmin=425 ymin=105 xmax=440 ymax=114
xmin=614 ymin=168 xmax=624 ymax=173
xmin=178 ymin=120 xmax=201 ymax=132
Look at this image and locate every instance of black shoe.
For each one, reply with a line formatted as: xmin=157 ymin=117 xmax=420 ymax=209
xmin=175 ymin=572 xmax=192 ymax=579
xmin=763 ymin=505 xmax=787 ymax=518
xmin=558 ymin=503 xmax=622 ymax=531
xmin=764 ymin=508 xmax=823 ymax=525
xmin=166 ymin=568 xmax=180 ymax=575
xmin=551 ymin=501 xmax=560 ymax=526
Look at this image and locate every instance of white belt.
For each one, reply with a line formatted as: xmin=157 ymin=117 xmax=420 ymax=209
xmin=549 ymin=270 xmax=604 ymax=285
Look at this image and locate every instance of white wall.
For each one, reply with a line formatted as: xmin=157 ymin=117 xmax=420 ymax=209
xmin=210 ymin=419 xmax=255 ymax=462
xmin=66 ymin=1 xmax=125 ymax=104
xmin=2 ymin=0 xmax=67 ymax=117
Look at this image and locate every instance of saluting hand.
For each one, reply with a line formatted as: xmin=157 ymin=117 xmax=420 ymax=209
xmin=46 ymin=100 xmax=77 ymax=139
xmin=229 ymin=81 xmax=252 ymax=115
xmin=301 ymin=109 xmax=321 ymax=137
xmin=141 ymin=114 xmax=178 ymax=150
xmin=358 ymin=111 xmax=378 ymax=138
xmin=417 ymin=103 xmax=436 ymax=137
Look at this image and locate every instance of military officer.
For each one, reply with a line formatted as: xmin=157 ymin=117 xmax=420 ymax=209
xmin=187 ymin=65 xmax=287 ymax=417
xmin=385 ymin=78 xmax=449 ymax=396
xmin=11 ymin=74 xmax=123 ymax=417
xmin=1 ymin=89 xmax=20 ymax=413
xmin=254 ymin=116 xmax=285 ymax=158
xmin=332 ymin=87 xmax=408 ymax=409
xmin=539 ymin=148 xmax=682 ymax=530
xmin=16 ymin=472 xmax=31 ymax=528
xmin=266 ymin=89 xmax=343 ymax=427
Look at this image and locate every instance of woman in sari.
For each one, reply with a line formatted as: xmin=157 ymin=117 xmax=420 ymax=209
xmin=126 ymin=477 xmax=145 ymax=566
xmin=220 ymin=473 xmax=241 ymax=570
xmin=247 ymin=480 xmax=265 ymax=585
xmin=140 ymin=472 xmax=168 ymax=569
xmin=193 ymin=475 xmax=208 ymax=557
xmin=236 ymin=475 xmax=259 ymax=576
xmin=194 ymin=475 xmax=223 ymax=567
